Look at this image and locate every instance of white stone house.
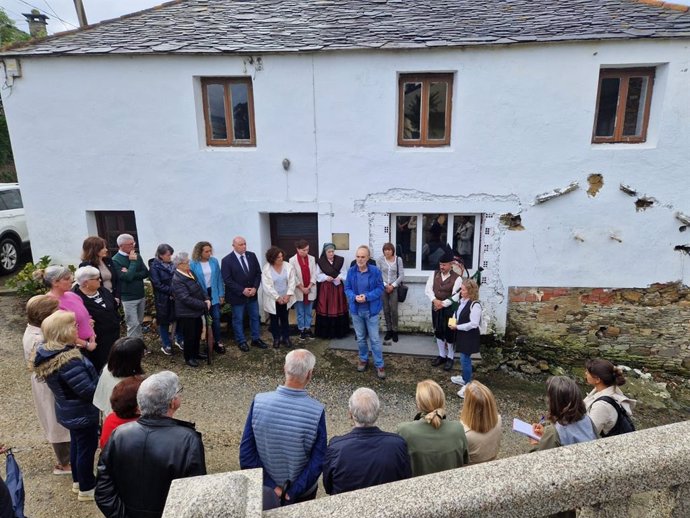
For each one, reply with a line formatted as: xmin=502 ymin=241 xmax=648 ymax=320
xmin=1 ymin=0 xmax=689 ymax=336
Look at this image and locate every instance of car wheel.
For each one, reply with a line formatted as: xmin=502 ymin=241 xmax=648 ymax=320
xmin=0 ymin=237 xmax=20 ymax=275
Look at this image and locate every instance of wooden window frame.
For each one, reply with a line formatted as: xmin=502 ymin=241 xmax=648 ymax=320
xmin=398 ymin=73 xmax=453 ymax=147
xmin=592 ymin=68 xmax=655 ymax=144
xmin=201 ymin=77 xmax=256 ymax=147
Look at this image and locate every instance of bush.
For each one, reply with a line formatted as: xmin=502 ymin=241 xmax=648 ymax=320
xmin=6 ymin=256 xmax=75 ymax=298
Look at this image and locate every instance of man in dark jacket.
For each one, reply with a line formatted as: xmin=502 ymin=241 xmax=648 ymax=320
xmin=323 ymin=387 xmax=410 ymax=495
xmin=220 ymin=236 xmax=267 ymax=352
xmin=95 ymin=371 xmax=206 ymax=518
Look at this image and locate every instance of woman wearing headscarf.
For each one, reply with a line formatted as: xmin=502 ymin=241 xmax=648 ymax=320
xmin=314 ymin=243 xmax=349 ymax=339
xmin=397 ymin=379 xmax=469 ymax=477
xmin=73 ymin=265 xmax=120 ymax=373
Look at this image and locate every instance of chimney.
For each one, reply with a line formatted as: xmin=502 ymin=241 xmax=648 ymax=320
xmin=23 ymin=9 xmax=49 ymax=38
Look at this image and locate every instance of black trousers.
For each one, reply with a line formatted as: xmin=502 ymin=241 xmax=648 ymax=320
xmin=178 ymin=316 xmax=202 ymax=361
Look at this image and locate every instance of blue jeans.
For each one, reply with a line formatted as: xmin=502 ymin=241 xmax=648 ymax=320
xmin=294 ymin=300 xmax=314 ymax=331
xmin=70 ymin=425 xmax=98 ymax=491
xmin=232 ymin=298 xmax=260 ymax=343
xmin=160 ymin=323 xmax=184 ymax=348
xmin=460 ymin=352 xmax=473 ymax=383
xmin=352 ymin=310 xmax=384 ymax=368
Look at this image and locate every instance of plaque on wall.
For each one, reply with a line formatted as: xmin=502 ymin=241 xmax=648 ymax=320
xmin=331 ymin=233 xmax=349 ymax=250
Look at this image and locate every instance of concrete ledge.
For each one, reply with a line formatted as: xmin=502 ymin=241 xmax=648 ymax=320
xmin=264 ymin=420 xmax=690 ymax=518
xmin=163 ymin=469 xmax=263 ymax=518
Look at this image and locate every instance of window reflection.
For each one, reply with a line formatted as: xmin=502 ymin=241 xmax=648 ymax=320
xmin=395 ymin=216 xmax=417 ymax=269
xmin=453 ymin=216 xmax=474 ymax=269
xmin=422 ymin=214 xmax=448 ymax=270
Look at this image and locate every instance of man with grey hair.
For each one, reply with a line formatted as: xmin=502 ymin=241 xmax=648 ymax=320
xmin=111 ymin=233 xmax=149 ymax=338
xmin=323 ymin=387 xmax=410 ymax=495
xmin=95 ymin=371 xmax=206 ymax=518
xmin=240 ymin=349 xmax=326 ymax=508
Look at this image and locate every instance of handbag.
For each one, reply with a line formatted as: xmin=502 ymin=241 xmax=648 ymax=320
xmin=395 ymin=257 xmax=408 ymax=303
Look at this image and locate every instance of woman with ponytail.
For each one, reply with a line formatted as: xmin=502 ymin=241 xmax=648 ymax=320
xmin=397 ymin=380 xmax=469 ymax=476
xmin=583 ymin=359 xmax=636 ymax=436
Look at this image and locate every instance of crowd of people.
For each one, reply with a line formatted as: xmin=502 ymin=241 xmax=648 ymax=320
xmin=5 ymin=232 xmax=638 ymax=517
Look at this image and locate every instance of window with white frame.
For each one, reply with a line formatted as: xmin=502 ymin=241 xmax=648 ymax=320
xmin=391 ymin=214 xmax=480 ymax=272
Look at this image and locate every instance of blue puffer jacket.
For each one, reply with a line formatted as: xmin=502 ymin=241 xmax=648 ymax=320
xmin=33 ymin=345 xmax=99 ymax=430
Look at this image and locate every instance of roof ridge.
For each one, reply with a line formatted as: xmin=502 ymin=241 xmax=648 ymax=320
xmin=1 ymin=0 xmax=186 ymax=53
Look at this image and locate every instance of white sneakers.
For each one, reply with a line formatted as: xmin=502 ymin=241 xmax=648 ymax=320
xmin=72 ymin=482 xmax=80 ymax=494
xmin=457 ymin=385 xmax=467 ymax=399
xmin=78 ymin=489 xmax=95 ymax=501
xmin=450 ymin=375 xmax=466 ymax=386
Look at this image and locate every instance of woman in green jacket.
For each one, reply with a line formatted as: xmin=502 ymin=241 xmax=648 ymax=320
xmin=397 ymin=379 xmax=469 ymax=477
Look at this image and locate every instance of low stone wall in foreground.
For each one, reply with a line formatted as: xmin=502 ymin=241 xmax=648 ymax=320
xmin=163 ymin=420 xmax=690 ymax=518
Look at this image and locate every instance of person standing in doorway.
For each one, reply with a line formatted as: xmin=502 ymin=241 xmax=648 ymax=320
xmin=220 ymin=236 xmax=268 ymax=352
xmin=111 ymin=234 xmax=149 ymax=338
xmin=289 ymin=240 xmax=317 ymax=341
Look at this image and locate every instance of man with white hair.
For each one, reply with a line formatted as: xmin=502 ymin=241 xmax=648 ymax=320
xmin=240 ymin=349 xmax=326 ymax=507
xmin=323 ymin=387 xmax=410 ymax=495
xmin=111 ymin=233 xmax=149 ymax=338
xmin=95 ymin=371 xmax=206 ymax=518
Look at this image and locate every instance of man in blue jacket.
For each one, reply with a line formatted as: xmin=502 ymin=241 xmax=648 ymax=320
xmin=345 ymin=245 xmax=386 ymax=379
xmin=239 ymin=349 xmax=326 ymax=508
xmin=323 ymin=387 xmax=410 ymax=495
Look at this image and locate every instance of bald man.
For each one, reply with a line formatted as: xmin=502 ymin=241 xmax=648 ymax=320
xmin=220 ymin=236 xmax=268 ymax=352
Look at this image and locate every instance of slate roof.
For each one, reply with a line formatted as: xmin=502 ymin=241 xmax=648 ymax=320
xmin=2 ymin=0 xmax=690 ymax=57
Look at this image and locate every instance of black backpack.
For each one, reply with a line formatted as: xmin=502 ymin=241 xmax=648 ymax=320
xmin=596 ymin=396 xmax=636 ymax=437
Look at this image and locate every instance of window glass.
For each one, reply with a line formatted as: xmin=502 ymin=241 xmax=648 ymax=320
xmin=395 ymin=216 xmax=417 ymax=269
xmin=427 ymin=82 xmax=447 ymax=140
xmin=594 ymin=77 xmax=620 ymax=137
xmin=403 ymin=82 xmax=422 ymax=140
xmin=206 ymin=84 xmax=228 ymax=140
xmin=453 ymin=216 xmax=475 ymax=269
xmin=0 ymin=190 xmax=22 ymax=210
xmin=422 ymin=214 xmax=448 ymax=270
xmin=231 ymin=83 xmax=251 ymax=141
xmin=622 ymin=76 xmax=648 ymax=137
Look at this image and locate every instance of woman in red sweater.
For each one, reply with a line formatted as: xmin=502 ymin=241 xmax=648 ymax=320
xmin=100 ymin=376 xmax=144 ymax=449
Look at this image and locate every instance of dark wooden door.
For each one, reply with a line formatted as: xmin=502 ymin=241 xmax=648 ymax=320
xmin=269 ymin=213 xmax=318 ymax=259
xmin=95 ymin=211 xmax=139 ymax=256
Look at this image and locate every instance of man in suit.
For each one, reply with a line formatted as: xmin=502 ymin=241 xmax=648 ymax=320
xmin=220 ymin=236 xmax=268 ymax=352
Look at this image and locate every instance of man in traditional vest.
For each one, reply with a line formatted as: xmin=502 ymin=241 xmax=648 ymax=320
xmin=424 ymin=250 xmax=462 ymax=370
xmin=239 ymin=349 xmax=326 ymax=508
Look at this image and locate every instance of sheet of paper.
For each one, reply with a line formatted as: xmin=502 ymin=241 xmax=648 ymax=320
xmin=512 ymin=418 xmax=541 ymax=441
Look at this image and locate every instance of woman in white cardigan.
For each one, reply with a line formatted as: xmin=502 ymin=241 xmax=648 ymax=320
xmin=288 ymin=239 xmax=317 ymax=341
xmin=261 ymin=246 xmax=297 ymax=349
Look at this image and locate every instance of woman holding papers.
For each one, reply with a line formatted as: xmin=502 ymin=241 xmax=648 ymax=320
xmin=531 ymin=376 xmax=598 ymax=450
xmin=397 ymin=380 xmax=469 ymax=476
xmin=460 ymin=381 xmax=502 ymax=464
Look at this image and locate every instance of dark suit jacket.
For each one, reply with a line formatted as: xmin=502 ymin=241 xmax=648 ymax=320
xmin=220 ymin=251 xmax=262 ymax=305
xmin=323 ymin=426 xmax=411 ymax=495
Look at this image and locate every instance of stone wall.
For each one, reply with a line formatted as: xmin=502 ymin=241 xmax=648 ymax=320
xmin=507 ymin=282 xmax=690 ymax=376
xmin=163 ymin=421 xmax=690 ymax=518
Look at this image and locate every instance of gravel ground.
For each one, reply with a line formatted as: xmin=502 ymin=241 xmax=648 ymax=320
xmin=0 ymin=293 xmax=686 ymax=518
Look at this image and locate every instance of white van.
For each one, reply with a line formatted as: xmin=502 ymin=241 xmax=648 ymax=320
xmin=0 ymin=183 xmax=30 ymax=274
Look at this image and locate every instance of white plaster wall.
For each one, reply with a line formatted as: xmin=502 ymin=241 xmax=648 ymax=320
xmin=2 ymin=38 xmax=689 ymax=332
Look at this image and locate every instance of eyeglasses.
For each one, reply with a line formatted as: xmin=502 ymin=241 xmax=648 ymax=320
xmin=89 ymin=277 xmax=101 ymax=282
xmin=175 ymin=385 xmax=184 ymax=396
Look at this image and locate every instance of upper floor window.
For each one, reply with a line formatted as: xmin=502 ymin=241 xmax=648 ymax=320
xmin=398 ymin=73 xmax=453 ymax=147
xmin=592 ymin=68 xmax=654 ymax=144
xmin=392 ymin=213 xmax=480 ymax=272
xmin=201 ymin=77 xmax=256 ymax=147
